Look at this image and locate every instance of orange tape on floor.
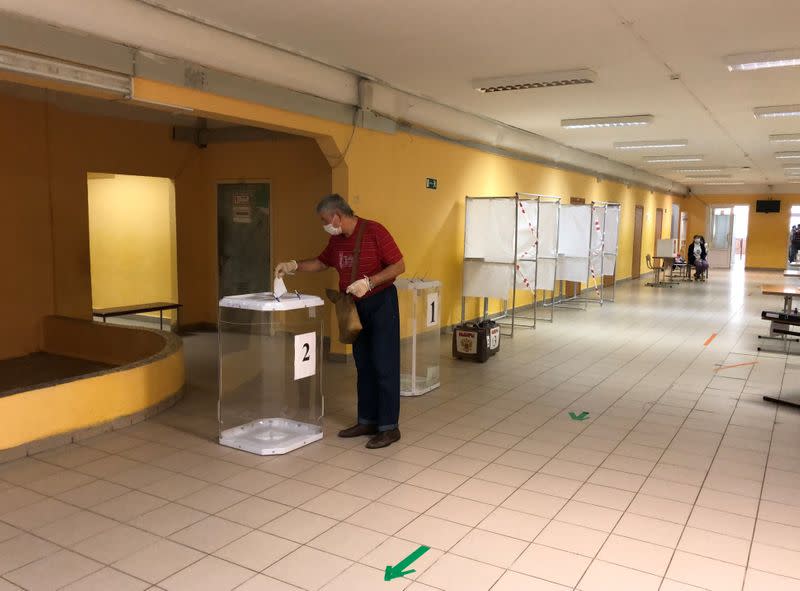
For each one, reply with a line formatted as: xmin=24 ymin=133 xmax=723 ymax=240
xmin=714 ymin=361 xmax=758 ymax=372
xmin=703 ymin=333 xmax=718 ymax=346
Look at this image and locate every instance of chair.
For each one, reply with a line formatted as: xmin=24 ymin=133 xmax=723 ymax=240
xmin=645 ymin=254 xmax=673 ymax=288
xmin=672 ymin=261 xmax=691 ymax=282
xmin=689 ymin=260 xmax=709 ymax=281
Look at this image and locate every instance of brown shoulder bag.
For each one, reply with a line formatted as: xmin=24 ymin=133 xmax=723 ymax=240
xmin=325 ymin=220 xmax=367 ymax=344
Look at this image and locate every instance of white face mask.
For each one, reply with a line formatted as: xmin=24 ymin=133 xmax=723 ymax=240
xmin=323 ymin=223 xmax=342 ymax=236
xmin=694 ymin=239 xmax=701 ymax=245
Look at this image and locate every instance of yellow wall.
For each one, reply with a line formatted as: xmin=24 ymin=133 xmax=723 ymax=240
xmin=88 ymin=174 xmax=178 ymax=318
xmin=686 ymin=194 xmax=800 ymax=269
xmin=0 ymin=94 xmax=54 ymax=359
xmin=346 ymin=131 xmax=678 ymax=326
xmin=3 ymin=78 xmax=682 ymax=361
xmin=176 ymin=138 xmax=333 ymax=326
xmin=0 ymin=90 xmax=333 ymax=359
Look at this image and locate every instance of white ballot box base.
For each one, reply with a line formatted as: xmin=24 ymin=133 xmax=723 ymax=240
xmin=219 ymin=417 xmax=323 ymax=455
xmin=401 ymin=374 xmax=441 ymax=397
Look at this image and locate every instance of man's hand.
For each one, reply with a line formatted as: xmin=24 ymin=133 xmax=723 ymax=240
xmin=346 ymin=278 xmax=371 ymax=298
xmin=275 ymin=260 xmax=298 ymax=278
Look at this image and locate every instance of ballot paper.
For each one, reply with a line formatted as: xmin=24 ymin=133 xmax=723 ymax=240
xmin=273 ymin=276 xmax=288 ymax=299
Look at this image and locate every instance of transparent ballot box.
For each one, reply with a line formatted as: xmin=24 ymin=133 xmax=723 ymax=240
xmin=397 ymin=279 xmax=441 ymax=397
xmin=218 ymin=292 xmax=324 ymax=455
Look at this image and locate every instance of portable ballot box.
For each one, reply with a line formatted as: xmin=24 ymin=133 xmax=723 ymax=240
xmin=218 ymin=292 xmax=324 ymax=455
xmin=397 ymin=279 xmax=441 ymax=397
xmin=452 ymin=319 xmax=500 ymax=362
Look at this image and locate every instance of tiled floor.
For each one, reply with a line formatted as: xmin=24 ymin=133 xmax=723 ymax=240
xmin=2 ymin=268 xmax=800 ymax=590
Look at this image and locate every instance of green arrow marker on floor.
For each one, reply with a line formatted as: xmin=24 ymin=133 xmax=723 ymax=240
xmin=569 ymin=411 xmax=590 ymax=421
xmin=384 ymin=545 xmax=431 ymax=581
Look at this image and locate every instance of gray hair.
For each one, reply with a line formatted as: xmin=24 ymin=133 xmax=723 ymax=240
xmin=315 ymin=193 xmax=354 ymax=217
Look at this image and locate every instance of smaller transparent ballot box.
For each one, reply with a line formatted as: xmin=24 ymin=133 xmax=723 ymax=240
xmin=397 ymin=279 xmax=441 ymax=397
xmin=218 ymin=292 xmax=324 ymax=455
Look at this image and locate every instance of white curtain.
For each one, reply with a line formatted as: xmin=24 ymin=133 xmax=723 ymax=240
xmin=603 ymin=205 xmax=621 ymax=277
xmin=463 ymin=260 xmax=514 ymax=299
xmin=556 ymin=204 xmax=591 ymax=282
xmin=464 ymin=198 xmax=516 ymax=263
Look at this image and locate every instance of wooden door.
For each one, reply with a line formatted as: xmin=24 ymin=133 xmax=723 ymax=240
xmin=654 ymin=208 xmax=664 ymax=255
xmin=632 ymin=205 xmax=644 ymax=279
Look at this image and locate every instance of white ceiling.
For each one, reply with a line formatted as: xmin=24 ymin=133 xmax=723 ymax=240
xmin=133 ymin=1 xmax=800 ymax=190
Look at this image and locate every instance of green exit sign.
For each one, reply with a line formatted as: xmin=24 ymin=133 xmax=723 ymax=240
xmin=426 ymin=178 xmax=437 ymax=190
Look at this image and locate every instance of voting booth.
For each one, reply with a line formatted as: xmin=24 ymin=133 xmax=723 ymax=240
xmin=218 ymin=292 xmax=324 ymax=455
xmin=554 ymin=203 xmax=592 ymax=309
xmin=397 ymin=279 xmax=441 ymax=396
xmin=461 ymin=194 xmax=561 ymax=335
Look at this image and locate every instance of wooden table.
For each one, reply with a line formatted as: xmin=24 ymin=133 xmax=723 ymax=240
xmin=93 ymin=302 xmax=182 ymax=330
xmin=761 ymin=284 xmax=800 ymax=314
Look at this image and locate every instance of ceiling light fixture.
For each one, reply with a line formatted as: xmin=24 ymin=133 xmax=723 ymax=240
xmin=769 ymin=133 xmax=800 ymax=143
xmin=674 ymin=167 xmax=723 ymax=173
xmin=614 ymin=140 xmax=688 ymax=150
xmin=775 ymin=151 xmax=800 ymax=159
xmin=644 ymin=155 xmax=703 ymax=163
xmin=561 ymin=115 xmax=654 ymax=129
xmin=754 ymin=105 xmax=800 ymax=119
xmin=702 ymin=181 xmax=746 ymax=186
xmin=726 ymin=49 xmax=800 ymax=72
xmin=0 ymin=48 xmax=130 ymax=96
xmin=474 ymin=69 xmax=597 ymax=93
xmin=686 ymin=174 xmax=733 ymax=179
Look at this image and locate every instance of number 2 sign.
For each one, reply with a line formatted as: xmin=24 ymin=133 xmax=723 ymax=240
xmin=294 ymin=332 xmax=316 ymax=380
xmin=426 ymin=292 xmax=440 ymax=328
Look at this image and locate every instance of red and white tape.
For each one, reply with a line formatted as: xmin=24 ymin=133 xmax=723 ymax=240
xmin=516 ymin=201 xmax=539 ymax=292
xmin=588 ymin=214 xmax=604 ymax=297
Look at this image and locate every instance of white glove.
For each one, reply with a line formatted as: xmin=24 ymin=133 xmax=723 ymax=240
xmin=275 ymin=260 xmax=298 ymax=278
xmin=346 ymin=277 xmax=371 ymax=298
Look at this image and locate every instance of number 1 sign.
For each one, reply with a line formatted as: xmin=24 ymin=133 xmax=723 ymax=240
xmin=294 ymin=332 xmax=316 ymax=380
xmin=426 ymin=292 xmax=440 ymax=328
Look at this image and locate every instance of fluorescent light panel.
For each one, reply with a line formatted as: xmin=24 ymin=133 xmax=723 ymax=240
xmin=776 ymin=151 xmax=800 ymax=159
xmin=562 ymin=114 xmax=653 ymax=129
xmin=770 ymin=133 xmax=800 ymax=143
xmin=0 ymin=48 xmax=130 ymax=95
xmin=644 ymin=155 xmax=703 ymax=163
xmin=703 ymin=181 xmax=745 ymax=186
xmin=686 ymin=173 xmax=732 ymax=179
xmin=474 ymin=69 xmax=597 ymax=93
xmin=726 ymin=49 xmax=800 ymax=72
xmin=754 ymin=105 xmax=800 ymax=119
xmin=674 ymin=167 xmax=722 ymax=173
xmin=614 ymin=139 xmax=688 ymax=150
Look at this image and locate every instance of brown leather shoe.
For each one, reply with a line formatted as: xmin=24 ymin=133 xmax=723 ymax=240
xmin=365 ymin=429 xmax=401 ymax=449
xmin=338 ymin=423 xmax=378 ymax=438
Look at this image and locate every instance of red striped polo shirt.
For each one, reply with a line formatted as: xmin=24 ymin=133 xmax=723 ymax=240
xmin=317 ymin=218 xmax=403 ymax=297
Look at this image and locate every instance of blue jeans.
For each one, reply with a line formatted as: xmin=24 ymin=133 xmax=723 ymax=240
xmin=694 ymin=260 xmax=709 ymax=277
xmin=353 ymin=285 xmax=400 ymax=431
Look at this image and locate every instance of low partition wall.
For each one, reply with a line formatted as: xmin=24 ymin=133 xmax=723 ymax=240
xmin=0 ymin=316 xmax=185 ymax=458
